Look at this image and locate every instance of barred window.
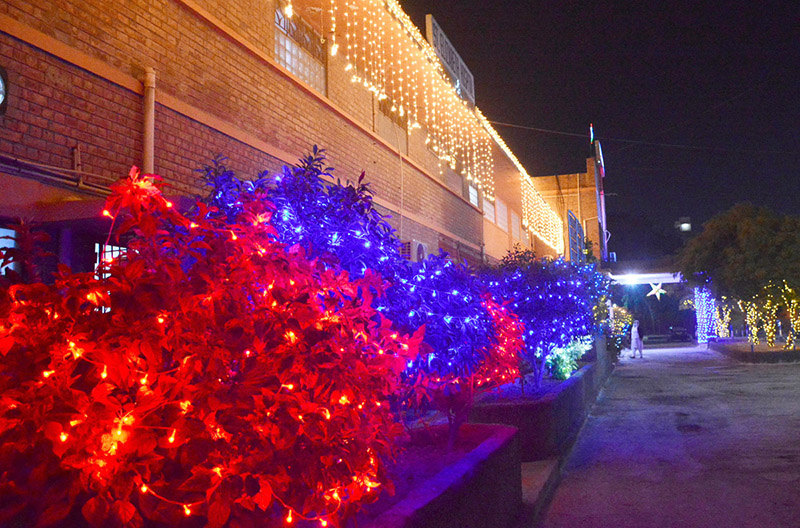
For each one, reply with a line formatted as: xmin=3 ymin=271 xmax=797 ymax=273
xmin=468 ymin=184 xmax=479 ymax=207
xmin=484 ymin=199 xmax=495 ymax=223
xmin=495 ymin=198 xmax=508 ymax=232
xmin=568 ymin=210 xmax=585 ymax=263
xmin=0 ymin=227 xmax=16 ymax=273
xmin=275 ymin=7 xmax=326 ymax=94
xmin=95 ymin=243 xmax=126 ymax=280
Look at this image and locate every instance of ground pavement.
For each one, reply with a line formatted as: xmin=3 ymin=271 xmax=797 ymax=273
xmin=540 ymin=345 xmax=800 ymax=528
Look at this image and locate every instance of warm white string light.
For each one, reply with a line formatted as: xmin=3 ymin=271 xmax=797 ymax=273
xmin=329 ymin=0 xmax=338 ymax=56
xmin=294 ymin=0 xmax=563 ymax=253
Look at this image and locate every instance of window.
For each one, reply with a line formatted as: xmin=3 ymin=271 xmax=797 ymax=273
xmin=468 ymin=184 xmax=479 ymax=207
xmin=567 ymin=210 xmax=585 ymax=263
xmin=275 ymin=7 xmax=326 ymax=94
xmin=495 ymin=198 xmax=508 ymax=232
xmin=375 ymin=94 xmax=408 ymax=152
xmin=0 ymin=227 xmax=16 ymax=273
xmin=94 ymin=243 xmax=127 ymax=313
xmin=511 ymin=211 xmax=521 ymax=240
xmin=484 ymin=199 xmax=495 ymax=223
xmin=94 ymin=243 xmax=126 ymax=279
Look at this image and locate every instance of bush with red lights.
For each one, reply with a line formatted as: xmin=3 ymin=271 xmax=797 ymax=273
xmin=201 ymin=152 xmax=524 ymax=443
xmin=0 ymin=170 xmax=422 ymax=527
xmin=417 ymin=295 xmax=524 ymax=445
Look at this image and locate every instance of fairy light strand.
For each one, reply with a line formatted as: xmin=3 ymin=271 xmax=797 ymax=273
xmin=316 ymin=0 xmax=564 ymax=252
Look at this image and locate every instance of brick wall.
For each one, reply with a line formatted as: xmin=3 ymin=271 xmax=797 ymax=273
xmin=0 ymin=0 xmax=548 ymax=259
xmin=0 ymin=32 xmax=142 ymax=188
xmin=154 ymin=104 xmax=284 ymax=195
xmin=534 ymin=160 xmax=602 ymax=262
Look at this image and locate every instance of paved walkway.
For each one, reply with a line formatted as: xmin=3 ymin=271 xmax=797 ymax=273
xmin=541 ymin=346 xmax=800 ymax=528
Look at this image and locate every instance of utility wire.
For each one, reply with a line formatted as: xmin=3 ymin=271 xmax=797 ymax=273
xmin=488 ymin=121 xmax=800 ymax=156
xmin=611 ymin=74 xmax=774 ymax=154
xmin=488 ymin=121 xmax=587 ymax=139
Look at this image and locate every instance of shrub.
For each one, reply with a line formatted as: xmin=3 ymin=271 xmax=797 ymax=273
xmin=545 ymin=335 xmax=593 ymax=380
xmin=0 ymin=169 xmax=421 ymax=527
xmin=201 ymin=150 xmax=519 ymax=443
xmin=482 ymin=250 xmax=599 ymax=387
xmin=607 ymin=304 xmax=633 ymax=359
xmin=214 ymin=147 xmax=405 ymax=279
xmin=386 ymin=257 xmax=522 ymax=446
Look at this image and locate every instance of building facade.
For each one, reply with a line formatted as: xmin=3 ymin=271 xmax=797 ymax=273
xmin=534 ymin=142 xmax=609 ymax=263
xmin=0 ymin=0 xmax=563 ymax=272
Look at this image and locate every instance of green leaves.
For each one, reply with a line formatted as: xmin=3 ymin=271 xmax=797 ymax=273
xmin=678 ymin=203 xmax=800 ymax=299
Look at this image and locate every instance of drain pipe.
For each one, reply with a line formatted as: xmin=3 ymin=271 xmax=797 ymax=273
xmin=143 ymin=67 xmax=156 ymax=174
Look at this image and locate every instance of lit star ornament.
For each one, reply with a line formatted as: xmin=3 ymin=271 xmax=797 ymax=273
xmin=647 ymin=283 xmax=667 ymax=301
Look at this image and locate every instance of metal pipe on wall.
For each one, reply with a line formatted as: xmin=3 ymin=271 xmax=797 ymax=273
xmin=143 ymin=67 xmax=156 ymax=174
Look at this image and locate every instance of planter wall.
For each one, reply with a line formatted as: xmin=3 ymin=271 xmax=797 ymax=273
xmin=363 ymin=424 xmax=521 ymax=528
xmin=469 ymin=335 xmax=613 ymax=462
xmin=709 ymin=341 xmax=800 ymax=363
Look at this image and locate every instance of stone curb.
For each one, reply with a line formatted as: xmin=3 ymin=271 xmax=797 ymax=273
xmin=516 ymin=363 xmax=615 ymax=528
xmin=468 ymin=336 xmax=616 ymax=527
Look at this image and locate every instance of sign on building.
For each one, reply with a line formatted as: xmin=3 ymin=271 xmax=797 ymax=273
xmin=425 ymin=15 xmax=475 ymax=105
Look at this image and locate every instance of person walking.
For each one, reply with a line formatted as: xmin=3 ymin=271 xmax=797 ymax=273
xmin=630 ymin=320 xmax=644 ymax=358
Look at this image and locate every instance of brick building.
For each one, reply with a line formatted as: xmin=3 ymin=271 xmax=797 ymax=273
xmin=535 ymin=141 xmax=609 ymax=263
xmin=0 ymin=0 xmax=564 ymax=273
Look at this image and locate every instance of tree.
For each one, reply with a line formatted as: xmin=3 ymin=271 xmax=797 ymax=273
xmin=481 ymin=248 xmax=606 ymax=388
xmin=582 ymin=237 xmax=598 ymax=264
xmin=200 ymin=149 xmax=520 ymax=445
xmin=677 ymin=203 xmax=795 ymax=300
xmin=678 ymin=204 xmax=800 ymax=347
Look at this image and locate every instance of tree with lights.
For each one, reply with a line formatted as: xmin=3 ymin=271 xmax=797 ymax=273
xmin=250 ymin=147 xmax=404 ymax=279
xmin=679 ymin=204 xmax=800 ymax=348
xmin=381 ymin=254 xmax=522 ymax=447
xmin=607 ymin=304 xmax=633 ymax=358
xmin=0 ymin=169 xmax=423 ymax=527
xmin=678 ymin=204 xmax=790 ymax=300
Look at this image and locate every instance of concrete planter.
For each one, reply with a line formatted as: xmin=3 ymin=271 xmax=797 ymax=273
xmin=362 ymin=424 xmax=521 ymax=528
xmin=709 ymin=341 xmax=800 ymax=363
xmin=469 ymin=335 xmax=613 ymax=462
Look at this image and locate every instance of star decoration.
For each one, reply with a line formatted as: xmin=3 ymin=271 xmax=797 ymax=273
xmin=647 ymin=283 xmax=666 ymax=301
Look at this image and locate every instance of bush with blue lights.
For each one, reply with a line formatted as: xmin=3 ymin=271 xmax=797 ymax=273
xmin=200 ymin=149 xmax=494 ymax=383
xmin=379 ymin=253 xmax=495 ymax=379
xmin=482 ymin=248 xmax=607 ymax=386
xmin=200 ymin=150 xmax=610 ymax=390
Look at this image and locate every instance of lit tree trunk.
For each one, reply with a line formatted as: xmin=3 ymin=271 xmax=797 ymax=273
xmin=739 ymin=300 xmax=760 ymax=346
xmin=761 ymin=299 xmax=778 ymax=347
xmin=534 ymin=352 xmax=547 ymax=388
xmin=716 ymin=304 xmax=732 ymax=338
xmin=781 ymin=283 xmax=800 ymax=351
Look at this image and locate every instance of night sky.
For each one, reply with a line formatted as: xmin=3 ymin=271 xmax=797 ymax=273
xmin=399 ymin=0 xmax=800 ymax=260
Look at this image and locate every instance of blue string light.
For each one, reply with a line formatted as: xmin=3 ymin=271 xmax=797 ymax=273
xmin=481 ymin=255 xmax=608 ymax=379
xmin=200 ymin=150 xmax=609 ymax=385
xmin=202 ymin=149 xmax=499 ymax=382
xmin=694 ymin=287 xmax=716 ymax=344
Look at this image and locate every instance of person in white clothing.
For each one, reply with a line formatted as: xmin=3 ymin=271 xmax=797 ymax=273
xmin=630 ymin=320 xmax=644 ymax=358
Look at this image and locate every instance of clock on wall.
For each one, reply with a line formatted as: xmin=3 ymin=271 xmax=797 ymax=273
xmin=0 ymin=66 xmax=7 ymax=115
